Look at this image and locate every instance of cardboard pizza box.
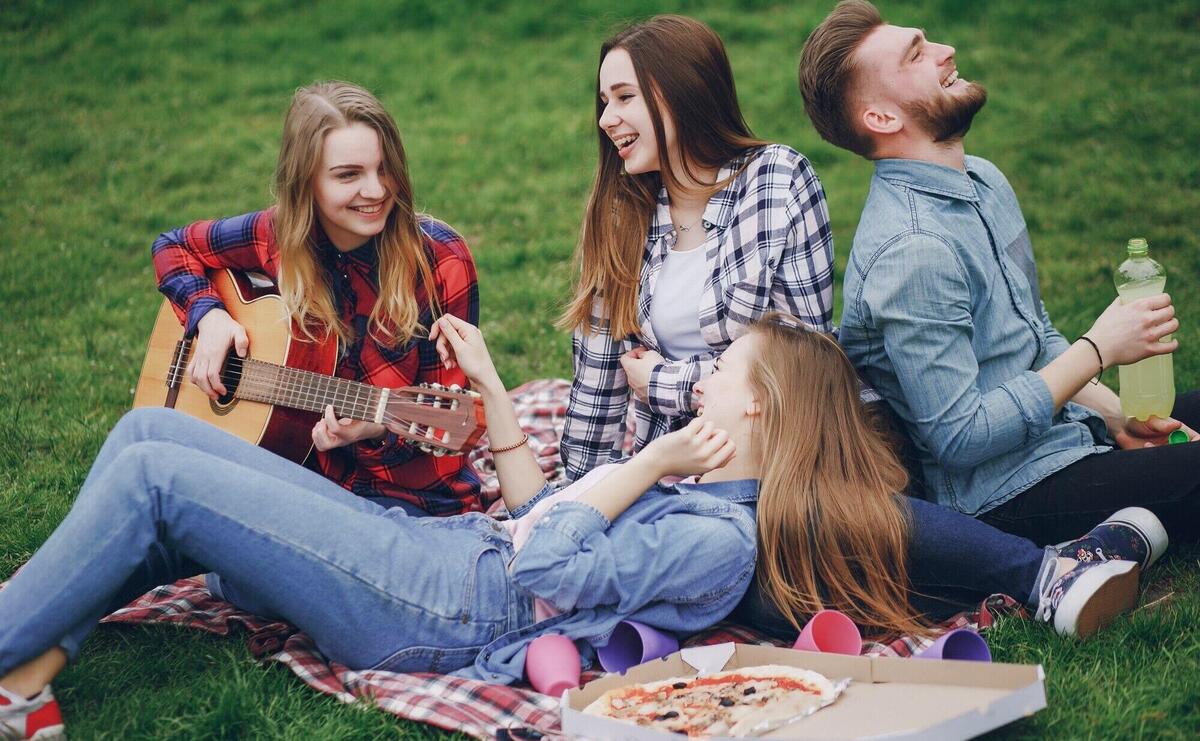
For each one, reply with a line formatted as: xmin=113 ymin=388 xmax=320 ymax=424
xmin=561 ymin=642 xmax=1045 ymax=740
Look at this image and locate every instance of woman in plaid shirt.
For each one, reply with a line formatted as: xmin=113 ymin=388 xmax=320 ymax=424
xmin=151 ymin=81 xmax=482 ymax=518
xmin=560 ymin=16 xmax=836 ymax=481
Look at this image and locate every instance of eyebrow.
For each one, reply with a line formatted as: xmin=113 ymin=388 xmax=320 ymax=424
xmin=903 ymin=29 xmax=926 ymax=62
xmin=328 ymin=164 xmax=362 ymax=171
xmin=599 ymin=81 xmax=636 ymax=96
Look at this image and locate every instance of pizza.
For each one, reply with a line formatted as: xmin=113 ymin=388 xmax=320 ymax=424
xmin=582 ymin=664 xmax=846 ymax=737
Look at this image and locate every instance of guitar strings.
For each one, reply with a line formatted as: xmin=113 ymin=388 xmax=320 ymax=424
xmin=192 ymin=358 xmax=478 ymax=448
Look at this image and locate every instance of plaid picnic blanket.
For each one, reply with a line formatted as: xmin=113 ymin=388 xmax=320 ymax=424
xmin=98 ymin=379 xmax=1027 ymax=740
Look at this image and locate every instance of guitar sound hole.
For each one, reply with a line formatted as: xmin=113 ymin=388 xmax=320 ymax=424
xmin=216 ymin=354 xmax=244 ymax=406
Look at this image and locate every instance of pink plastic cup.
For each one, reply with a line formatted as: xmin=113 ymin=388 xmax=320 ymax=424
xmin=915 ymin=628 xmax=991 ymax=662
xmin=525 ymin=633 xmax=581 ymax=697
xmin=792 ymin=610 xmax=863 ymax=655
xmin=595 ymin=620 xmax=680 ymax=673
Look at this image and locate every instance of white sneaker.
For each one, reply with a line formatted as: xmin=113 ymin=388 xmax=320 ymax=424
xmin=0 ymin=684 xmax=65 ymax=740
xmin=1036 ymin=559 xmax=1139 ymax=638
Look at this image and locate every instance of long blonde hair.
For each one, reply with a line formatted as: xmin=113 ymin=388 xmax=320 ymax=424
xmin=748 ymin=314 xmax=929 ymax=638
xmin=274 ymin=81 xmax=438 ymax=346
xmin=559 ymin=16 xmax=767 ymax=338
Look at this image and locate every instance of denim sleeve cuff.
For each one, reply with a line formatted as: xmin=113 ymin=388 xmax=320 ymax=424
xmin=1000 ymin=370 xmax=1055 ymax=437
xmin=184 ymin=296 xmax=226 ymax=337
xmin=507 ymin=482 xmax=557 ymax=519
xmin=527 ymin=501 xmax=611 ymax=546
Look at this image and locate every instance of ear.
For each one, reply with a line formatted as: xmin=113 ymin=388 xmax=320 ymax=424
xmin=745 ymin=399 xmax=762 ymax=418
xmin=861 ymin=103 xmax=902 ymax=136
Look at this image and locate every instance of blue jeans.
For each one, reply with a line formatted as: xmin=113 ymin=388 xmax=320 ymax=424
xmin=0 ymin=408 xmax=532 ymax=676
xmin=733 ymin=496 xmax=1051 ymax=639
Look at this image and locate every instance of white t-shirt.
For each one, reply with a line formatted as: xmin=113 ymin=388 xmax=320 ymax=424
xmin=648 ymin=245 xmax=711 ymax=360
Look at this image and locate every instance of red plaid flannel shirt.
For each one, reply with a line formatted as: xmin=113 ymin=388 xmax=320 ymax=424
xmin=151 ymin=208 xmax=484 ymax=516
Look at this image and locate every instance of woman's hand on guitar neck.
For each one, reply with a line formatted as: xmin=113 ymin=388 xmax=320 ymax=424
xmin=191 ymin=308 xmax=250 ymax=400
xmin=312 ymin=405 xmax=387 ymax=452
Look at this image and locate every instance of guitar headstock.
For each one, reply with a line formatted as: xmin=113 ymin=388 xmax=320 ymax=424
xmin=387 ymin=383 xmax=487 ymax=455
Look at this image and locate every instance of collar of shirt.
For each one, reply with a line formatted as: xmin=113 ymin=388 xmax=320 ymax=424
xmin=874 ymin=157 xmax=982 ymax=202
xmin=314 ymin=226 xmax=380 ymax=270
xmin=670 ymin=477 xmax=758 ymax=505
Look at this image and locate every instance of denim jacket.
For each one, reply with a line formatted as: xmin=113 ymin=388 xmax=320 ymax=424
xmin=470 ymin=477 xmax=758 ymax=683
xmin=839 ymin=157 xmax=1109 ymax=516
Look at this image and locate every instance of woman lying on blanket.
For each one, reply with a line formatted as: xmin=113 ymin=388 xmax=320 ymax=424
xmin=152 ymin=80 xmax=481 ymax=518
xmin=0 ymin=314 xmax=1160 ymax=739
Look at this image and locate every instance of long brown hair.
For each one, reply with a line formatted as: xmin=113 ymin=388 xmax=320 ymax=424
xmin=559 ymin=15 xmax=767 ymax=338
xmin=747 ymin=313 xmax=929 ymax=638
xmin=274 ymin=80 xmax=438 ymax=346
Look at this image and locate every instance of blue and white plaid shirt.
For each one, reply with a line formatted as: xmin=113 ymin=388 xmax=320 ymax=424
xmin=561 ymin=144 xmax=835 ymax=481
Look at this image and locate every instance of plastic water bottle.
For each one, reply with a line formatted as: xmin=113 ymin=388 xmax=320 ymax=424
xmin=1114 ymin=238 xmax=1174 ymax=421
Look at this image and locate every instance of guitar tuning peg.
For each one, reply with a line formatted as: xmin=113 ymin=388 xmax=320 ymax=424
xmin=430 ymin=382 xmax=445 ymax=391
xmin=433 ymin=448 xmax=446 ymax=457
xmin=449 ymin=383 xmax=461 ymax=392
xmin=465 ymin=389 xmax=481 ymax=398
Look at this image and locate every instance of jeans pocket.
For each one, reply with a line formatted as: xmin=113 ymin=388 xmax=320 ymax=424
xmin=368 ymin=644 xmax=482 ymax=674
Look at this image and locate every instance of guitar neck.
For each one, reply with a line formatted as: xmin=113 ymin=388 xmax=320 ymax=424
xmin=234 ymin=358 xmax=386 ymax=423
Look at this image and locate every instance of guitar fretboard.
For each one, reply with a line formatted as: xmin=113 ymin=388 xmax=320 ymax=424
xmin=233 ymin=358 xmax=385 ymax=422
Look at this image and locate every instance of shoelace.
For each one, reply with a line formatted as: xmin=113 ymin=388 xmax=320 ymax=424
xmin=1033 ymin=546 xmax=1063 ymax=623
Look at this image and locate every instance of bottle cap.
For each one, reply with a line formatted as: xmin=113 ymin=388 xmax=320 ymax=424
xmin=1127 ymin=237 xmax=1149 ymax=255
xmin=1168 ymin=429 xmax=1189 ymax=445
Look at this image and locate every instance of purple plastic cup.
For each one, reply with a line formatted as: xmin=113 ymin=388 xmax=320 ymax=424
xmin=595 ymin=620 xmax=680 ymax=673
xmin=792 ymin=610 xmax=863 ymax=655
xmin=915 ymin=628 xmax=992 ymax=662
xmin=525 ymin=633 xmax=581 ymax=696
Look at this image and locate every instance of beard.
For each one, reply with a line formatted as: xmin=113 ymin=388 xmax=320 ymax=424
xmin=903 ymin=81 xmax=988 ymax=143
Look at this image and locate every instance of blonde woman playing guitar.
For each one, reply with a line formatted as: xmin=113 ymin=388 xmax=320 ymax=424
xmin=148 ymin=81 xmax=482 ymax=518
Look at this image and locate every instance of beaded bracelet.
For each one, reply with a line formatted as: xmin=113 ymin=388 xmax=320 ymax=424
xmin=488 ymin=433 xmax=529 ymax=454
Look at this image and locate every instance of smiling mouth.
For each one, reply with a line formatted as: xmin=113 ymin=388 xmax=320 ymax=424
xmin=350 ymin=202 xmax=385 ymax=215
xmin=942 ymin=69 xmax=960 ymax=88
xmin=613 ymin=133 xmax=639 ymax=152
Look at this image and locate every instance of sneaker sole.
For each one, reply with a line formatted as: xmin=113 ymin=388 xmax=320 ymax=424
xmin=1105 ymin=507 xmax=1168 ymax=570
xmin=1054 ymin=560 xmax=1139 ymax=638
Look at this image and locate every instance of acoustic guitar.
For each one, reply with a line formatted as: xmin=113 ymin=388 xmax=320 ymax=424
xmin=133 ymin=269 xmax=486 ymax=463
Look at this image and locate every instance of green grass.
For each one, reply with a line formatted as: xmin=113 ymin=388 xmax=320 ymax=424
xmin=2 ymin=0 xmax=1198 ymax=737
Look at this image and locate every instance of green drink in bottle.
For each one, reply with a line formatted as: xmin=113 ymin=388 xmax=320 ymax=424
xmin=1114 ymin=238 xmax=1175 ymax=421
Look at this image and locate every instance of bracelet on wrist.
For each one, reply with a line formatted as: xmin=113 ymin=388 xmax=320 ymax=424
xmin=488 ymin=433 xmax=529 ymax=454
xmin=1078 ymin=335 xmax=1104 ymax=384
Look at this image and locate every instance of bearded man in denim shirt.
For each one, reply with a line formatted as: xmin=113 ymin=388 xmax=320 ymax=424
xmin=796 ymin=0 xmax=1200 ymax=546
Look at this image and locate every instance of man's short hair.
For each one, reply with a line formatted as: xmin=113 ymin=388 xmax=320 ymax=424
xmin=799 ymin=0 xmax=884 ymax=158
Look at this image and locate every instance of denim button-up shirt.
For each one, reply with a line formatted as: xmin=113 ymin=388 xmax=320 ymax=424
xmin=470 ymin=476 xmax=758 ymax=683
xmin=839 ymin=157 xmax=1109 ymax=516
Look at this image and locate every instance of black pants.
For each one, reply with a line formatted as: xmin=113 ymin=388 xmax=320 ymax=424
xmin=980 ymin=391 xmax=1200 ymax=545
